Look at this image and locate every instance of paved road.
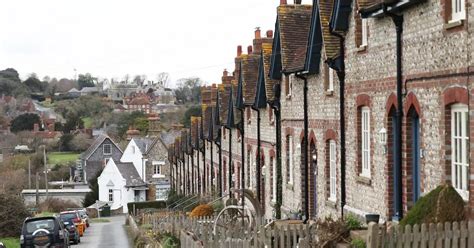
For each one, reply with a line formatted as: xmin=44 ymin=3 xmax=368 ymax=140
xmin=75 ymin=215 xmax=132 ymax=248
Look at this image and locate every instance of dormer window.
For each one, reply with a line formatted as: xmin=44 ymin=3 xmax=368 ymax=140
xmin=103 ymin=144 xmax=112 ymax=155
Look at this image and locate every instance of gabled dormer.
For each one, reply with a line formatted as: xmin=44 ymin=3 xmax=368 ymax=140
xmin=269 ymin=2 xmax=313 ymax=79
xmin=254 ymin=53 xmax=268 ymax=109
xmin=304 ymin=0 xmax=323 ymax=74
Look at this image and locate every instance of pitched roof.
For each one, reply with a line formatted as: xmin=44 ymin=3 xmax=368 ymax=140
xmin=262 ymin=43 xmax=278 ymax=102
xmin=80 ymin=135 xmax=121 ymax=160
xmin=319 ymin=0 xmax=341 ymax=65
xmin=133 ymin=137 xmax=154 ymax=154
xmin=277 ymin=4 xmax=313 ymax=73
xmin=304 ymin=1 xmax=323 ymax=74
xmin=116 ymin=162 xmax=146 ymax=187
xmin=241 ymin=54 xmax=260 ymax=105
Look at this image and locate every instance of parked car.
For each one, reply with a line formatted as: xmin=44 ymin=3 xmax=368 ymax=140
xmin=59 ymin=214 xmax=81 ymax=244
xmin=59 ymin=211 xmax=85 ymax=237
xmin=67 ymin=208 xmax=89 ymax=228
xmin=20 ymin=216 xmax=69 ymax=248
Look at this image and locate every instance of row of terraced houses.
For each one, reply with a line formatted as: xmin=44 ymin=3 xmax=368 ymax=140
xmin=167 ymin=0 xmax=474 ymax=223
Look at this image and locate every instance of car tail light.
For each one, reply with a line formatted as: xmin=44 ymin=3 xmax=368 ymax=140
xmin=20 ymin=235 xmax=24 ymax=244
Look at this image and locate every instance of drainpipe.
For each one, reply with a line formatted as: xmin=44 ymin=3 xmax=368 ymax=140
xmin=210 ymin=140 xmax=214 ymax=194
xmin=271 ymin=84 xmax=282 ymax=219
xmin=202 ymin=138 xmax=206 ymax=194
xmin=238 ymin=108 xmax=246 ymax=224
xmin=217 ymin=138 xmax=223 ymax=197
xmin=330 ymin=30 xmax=347 ymax=219
xmin=227 ymin=127 xmax=233 ymax=197
xmin=295 ymin=74 xmax=309 ymax=223
xmin=196 ymin=145 xmax=200 ymax=195
xmin=191 ymin=150 xmax=195 ymax=195
xmin=383 ymin=5 xmax=404 ymax=221
xmin=251 ymin=106 xmax=262 ymax=205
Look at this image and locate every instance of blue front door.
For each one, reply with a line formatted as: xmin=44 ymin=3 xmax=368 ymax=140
xmin=412 ymin=114 xmax=421 ymax=203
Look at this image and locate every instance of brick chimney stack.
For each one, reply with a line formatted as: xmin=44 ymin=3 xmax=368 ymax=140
xmin=266 ymin=30 xmax=274 ymax=38
xmin=255 ymin=28 xmax=261 ymax=39
xmin=223 ymin=69 xmax=228 ymax=77
xmin=247 ymin=45 xmax=253 ymax=54
xmin=253 ymin=27 xmax=263 ymax=54
xmin=237 ymin=45 xmax=242 ymax=57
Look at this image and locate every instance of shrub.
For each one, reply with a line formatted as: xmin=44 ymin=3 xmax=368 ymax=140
xmin=345 ymin=214 xmax=363 ymax=230
xmin=0 ymin=193 xmax=31 ymax=237
xmin=189 ymin=204 xmax=213 ymax=218
xmin=400 ymin=185 xmax=465 ymax=226
xmin=313 ymin=216 xmax=349 ymax=247
xmin=39 ymin=198 xmax=79 ymax=213
xmin=350 ymin=238 xmax=366 ymax=248
xmin=127 ymin=201 xmax=167 ymax=214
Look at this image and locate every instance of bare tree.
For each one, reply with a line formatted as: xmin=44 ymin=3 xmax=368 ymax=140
xmin=156 ymin=72 xmax=170 ymax=88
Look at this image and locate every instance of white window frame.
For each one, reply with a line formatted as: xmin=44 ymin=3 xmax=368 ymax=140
xmin=108 ymin=189 xmax=114 ymax=202
xmin=451 ymin=104 xmax=469 ymax=200
xmin=103 ymin=144 xmax=112 ymax=155
xmin=451 ymin=0 xmax=466 ymax=22
xmin=361 ymin=18 xmax=368 ymax=47
xmin=328 ymin=68 xmax=334 ymax=92
xmin=154 ymin=164 xmax=160 ymax=175
xmin=329 ymin=140 xmax=337 ymax=202
xmin=272 ymin=157 xmax=277 ymax=203
xmin=287 ymin=135 xmax=294 ymax=185
xmin=361 ymin=107 xmax=371 ymax=177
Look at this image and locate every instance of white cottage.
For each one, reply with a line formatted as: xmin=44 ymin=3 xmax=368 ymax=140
xmin=97 ymin=159 xmax=147 ymax=213
xmin=120 ymin=138 xmax=154 ymax=181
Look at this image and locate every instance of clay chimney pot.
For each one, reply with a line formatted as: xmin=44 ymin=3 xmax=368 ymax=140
xmin=237 ymin=45 xmax=242 ymax=57
xmin=280 ymin=0 xmax=287 ymax=5
xmin=266 ymin=30 xmax=274 ymax=38
xmin=247 ymin=45 xmax=253 ymax=54
xmin=255 ymin=28 xmax=261 ymax=39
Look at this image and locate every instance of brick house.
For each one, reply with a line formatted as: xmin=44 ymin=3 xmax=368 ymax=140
xmin=168 ymin=0 xmax=474 ymax=222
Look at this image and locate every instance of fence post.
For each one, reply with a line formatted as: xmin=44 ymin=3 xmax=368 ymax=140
xmin=367 ymin=222 xmax=378 ymax=248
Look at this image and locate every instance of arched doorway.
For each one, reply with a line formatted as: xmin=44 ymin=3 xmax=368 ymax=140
xmin=388 ymin=106 xmax=401 ymax=220
xmin=407 ymin=106 xmax=421 ymax=204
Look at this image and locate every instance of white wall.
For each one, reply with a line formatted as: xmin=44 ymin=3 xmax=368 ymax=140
xmin=120 ymin=139 xmax=145 ymax=180
xmin=98 ymin=159 xmax=127 ymax=212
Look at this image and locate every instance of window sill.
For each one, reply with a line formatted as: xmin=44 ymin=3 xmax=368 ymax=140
xmin=325 ymin=90 xmax=334 ymax=96
xmin=286 ymin=183 xmax=294 ymax=191
xmin=444 ymin=19 xmax=463 ymax=30
xmin=326 ymin=199 xmax=337 ymax=209
xmin=356 ymin=175 xmax=372 ymax=185
xmin=356 ymin=45 xmax=367 ymax=52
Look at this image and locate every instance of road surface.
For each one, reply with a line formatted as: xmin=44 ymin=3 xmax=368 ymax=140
xmin=75 ymin=215 xmax=132 ymax=248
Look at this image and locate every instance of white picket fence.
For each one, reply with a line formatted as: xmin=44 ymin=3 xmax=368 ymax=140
xmin=367 ymin=221 xmax=474 ymax=248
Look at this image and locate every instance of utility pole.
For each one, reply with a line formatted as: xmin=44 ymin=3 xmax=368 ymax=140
xmin=28 ymin=158 xmax=31 ymax=189
xmin=43 ymin=146 xmax=48 ymax=198
xmin=35 ymin=172 xmax=39 ymax=207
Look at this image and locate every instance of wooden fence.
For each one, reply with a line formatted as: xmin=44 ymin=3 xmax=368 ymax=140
xmin=140 ymin=213 xmax=312 ymax=247
xmin=367 ymin=221 xmax=474 ymax=248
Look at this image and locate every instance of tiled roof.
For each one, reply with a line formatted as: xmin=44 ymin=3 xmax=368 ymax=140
xmin=128 ymin=96 xmax=150 ymax=105
xmin=202 ymin=105 xmax=213 ymax=139
xmin=319 ymin=0 xmax=341 ymax=62
xmin=191 ymin=117 xmax=199 ymax=148
xmin=277 ymin=4 xmax=313 ymax=73
xmin=262 ymin=43 xmax=278 ymax=102
xmin=116 ymin=162 xmax=146 ymax=187
xmin=241 ymin=54 xmax=260 ymax=105
xmin=133 ymin=137 xmax=154 ymax=154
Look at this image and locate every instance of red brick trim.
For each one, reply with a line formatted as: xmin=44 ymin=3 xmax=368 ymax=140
xmin=404 ymin=92 xmax=422 ymax=117
xmin=269 ymin=149 xmax=276 ymax=158
xmin=385 ymin=93 xmax=397 ymax=116
xmin=309 ymin=130 xmax=317 ymax=145
xmin=443 ymin=87 xmax=468 ymax=106
xmin=356 ymin=94 xmax=371 ymax=107
xmin=299 ymin=130 xmax=305 ymax=143
xmin=285 ymin=127 xmax=295 ymax=136
xmin=324 ymin=129 xmax=337 ymax=141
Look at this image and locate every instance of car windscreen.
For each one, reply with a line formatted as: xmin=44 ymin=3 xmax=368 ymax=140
xmin=25 ymin=219 xmax=55 ymax=233
xmin=60 ymin=213 xmax=77 ymax=220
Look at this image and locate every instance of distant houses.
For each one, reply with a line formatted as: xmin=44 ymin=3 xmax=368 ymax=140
xmin=75 ymin=128 xmax=173 ymax=213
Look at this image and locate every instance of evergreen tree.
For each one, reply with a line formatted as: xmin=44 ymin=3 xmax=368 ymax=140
xmin=82 ymin=168 xmax=103 ymax=207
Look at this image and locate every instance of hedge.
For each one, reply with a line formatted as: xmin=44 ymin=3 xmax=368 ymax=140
xmin=127 ymin=201 xmax=167 ymax=214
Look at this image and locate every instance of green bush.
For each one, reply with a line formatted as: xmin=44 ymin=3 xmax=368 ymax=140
xmin=400 ymin=185 xmax=465 ymax=226
xmin=345 ymin=214 xmax=363 ymax=230
xmin=350 ymin=238 xmax=366 ymax=248
xmin=127 ymin=201 xmax=167 ymax=214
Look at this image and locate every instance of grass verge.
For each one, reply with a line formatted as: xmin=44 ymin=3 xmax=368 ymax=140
xmin=0 ymin=237 xmax=20 ymax=248
xmin=48 ymin=152 xmax=80 ymax=165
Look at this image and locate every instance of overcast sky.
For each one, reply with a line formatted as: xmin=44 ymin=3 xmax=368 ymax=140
xmin=0 ymin=0 xmax=312 ymax=88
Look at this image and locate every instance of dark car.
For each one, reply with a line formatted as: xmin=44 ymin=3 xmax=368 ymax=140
xmin=0 ymin=241 xmax=5 ymax=248
xmin=20 ymin=216 xmax=69 ymax=248
xmin=59 ymin=214 xmax=81 ymax=244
